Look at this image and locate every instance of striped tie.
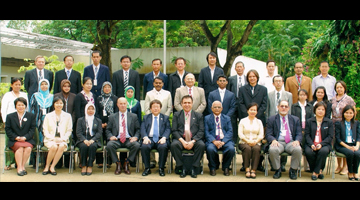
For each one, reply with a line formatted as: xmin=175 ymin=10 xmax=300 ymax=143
xmin=124 ymin=71 xmax=129 ymax=89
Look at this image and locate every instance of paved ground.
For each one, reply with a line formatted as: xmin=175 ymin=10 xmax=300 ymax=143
xmin=0 ymin=133 xmax=355 ymax=182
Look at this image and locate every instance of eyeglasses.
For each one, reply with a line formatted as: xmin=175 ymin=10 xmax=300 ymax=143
xmin=279 ymin=105 xmax=289 ymax=108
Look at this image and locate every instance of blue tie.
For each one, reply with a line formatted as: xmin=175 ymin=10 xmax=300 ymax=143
xmin=153 ymin=116 xmax=159 ymax=143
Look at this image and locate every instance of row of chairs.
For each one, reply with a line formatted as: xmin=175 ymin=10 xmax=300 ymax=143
xmin=2 ymin=129 xmax=343 ymax=179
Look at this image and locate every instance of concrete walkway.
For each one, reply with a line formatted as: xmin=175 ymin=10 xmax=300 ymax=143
xmin=0 ymin=134 xmax=354 ymax=182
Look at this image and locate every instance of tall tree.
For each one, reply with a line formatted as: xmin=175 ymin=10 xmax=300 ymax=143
xmin=199 ymin=20 xmax=258 ymax=75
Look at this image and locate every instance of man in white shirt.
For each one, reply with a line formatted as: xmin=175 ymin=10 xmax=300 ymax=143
xmin=259 ymin=60 xmax=283 ymax=93
xmin=144 ymin=77 xmax=172 ymax=116
xmin=311 ymin=61 xmax=336 ymax=99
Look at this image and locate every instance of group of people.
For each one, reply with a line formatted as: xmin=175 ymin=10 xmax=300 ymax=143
xmin=2 ymin=51 xmax=360 ymax=181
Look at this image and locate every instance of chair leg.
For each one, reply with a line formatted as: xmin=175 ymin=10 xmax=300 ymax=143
xmin=331 ymin=152 xmax=336 ymax=179
xmin=264 ymin=153 xmax=269 ymax=177
xmin=36 ymin=145 xmax=40 ymax=173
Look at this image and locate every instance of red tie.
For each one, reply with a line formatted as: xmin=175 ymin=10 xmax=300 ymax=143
xmin=189 ymin=88 xmax=192 ymax=97
xmin=120 ymin=114 xmax=126 ymax=143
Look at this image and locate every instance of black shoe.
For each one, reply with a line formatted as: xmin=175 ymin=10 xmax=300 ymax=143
xmin=159 ymin=168 xmax=165 ymax=176
xmin=318 ymin=173 xmax=324 ymax=179
xmin=17 ymin=171 xmax=25 ymax=176
xmin=210 ymin=169 xmax=216 ymax=176
xmin=142 ymin=168 xmax=151 ymax=176
xmin=180 ymin=168 xmax=187 ymax=178
xmin=223 ymin=168 xmax=230 ymax=176
xmin=273 ymin=168 xmax=282 ymax=179
xmin=311 ymin=174 xmax=318 ymax=180
xmin=289 ymin=168 xmax=297 ymax=180
xmin=190 ymin=168 xmax=197 ymax=178
xmin=42 ymin=170 xmax=49 ymax=175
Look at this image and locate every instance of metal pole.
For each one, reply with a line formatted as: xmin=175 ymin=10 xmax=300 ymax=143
xmin=0 ymin=25 xmax=2 ymax=79
xmin=163 ymin=20 xmax=166 ymax=74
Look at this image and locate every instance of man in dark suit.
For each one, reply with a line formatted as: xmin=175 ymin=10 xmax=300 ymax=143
xmin=53 ymin=55 xmax=82 ymax=94
xmin=227 ymin=61 xmax=247 ymax=144
xmin=24 ymin=55 xmax=54 ymax=101
xmin=207 ymin=75 xmax=236 ymax=117
xmin=205 ymin=101 xmax=235 ymax=176
xmin=112 ymin=55 xmax=140 ymax=101
xmin=265 ymin=100 xmax=302 ymax=180
xmin=143 ymin=58 xmax=168 ymax=99
xmin=83 ymin=51 xmax=110 ymax=97
xmin=140 ymin=99 xmax=171 ymax=176
xmin=170 ymin=95 xmax=205 ymax=178
xmin=198 ymin=52 xmax=224 ymax=112
xmin=168 ymin=57 xmax=189 ymax=106
xmin=105 ymin=97 xmax=141 ymax=175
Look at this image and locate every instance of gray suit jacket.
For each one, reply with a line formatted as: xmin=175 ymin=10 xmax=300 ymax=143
xmin=105 ymin=111 xmax=140 ymax=140
xmin=174 ymin=86 xmax=206 ymax=114
xmin=266 ymin=90 xmax=293 ymax=119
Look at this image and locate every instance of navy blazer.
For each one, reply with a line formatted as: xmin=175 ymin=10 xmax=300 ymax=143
xmin=140 ymin=113 xmax=171 ymax=140
xmin=198 ymin=66 xmax=224 ymax=99
xmin=204 ymin=114 xmax=233 ymax=145
xmin=304 ymin=117 xmax=334 ymax=148
xmin=207 ymin=89 xmax=236 ymax=117
xmin=334 ymin=120 xmax=360 ymax=150
xmin=143 ymin=71 xmax=168 ymax=98
xmin=24 ymin=68 xmax=54 ymax=101
xmin=53 ymin=69 xmax=82 ymax=94
xmin=5 ymin=112 xmax=37 ymax=148
xmin=83 ymin=64 xmax=110 ymax=97
xmin=266 ymin=114 xmax=302 ymax=143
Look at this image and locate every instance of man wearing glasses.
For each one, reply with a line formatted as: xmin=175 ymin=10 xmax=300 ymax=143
xmin=265 ymin=100 xmax=302 ymax=180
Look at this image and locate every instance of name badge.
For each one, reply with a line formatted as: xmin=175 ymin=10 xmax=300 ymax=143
xmin=185 ymin=124 xmax=190 ymax=131
xmin=42 ymin=108 xmax=47 ymax=115
xmin=94 ymin=79 xmax=98 ymax=86
xmin=280 ymin=129 xmax=287 ymax=137
xmin=103 ymin=109 xmax=107 ymax=116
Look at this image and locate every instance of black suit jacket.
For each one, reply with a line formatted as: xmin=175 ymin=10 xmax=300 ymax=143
xmin=53 ymin=69 xmax=82 ymax=94
xmin=24 ymin=68 xmax=54 ymax=100
xmin=238 ymin=84 xmax=268 ymax=125
xmin=5 ymin=112 xmax=36 ymax=147
xmin=266 ymin=114 xmax=302 ymax=143
xmin=112 ymin=69 xmax=140 ymax=101
xmin=304 ymin=117 xmax=334 ymax=148
xmin=168 ymin=70 xmax=189 ymax=104
xmin=83 ymin=64 xmax=110 ymax=97
xmin=140 ymin=113 xmax=171 ymax=140
xmin=75 ymin=116 xmax=103 ymax=147
xmin=105 ymin=111 xmax=140 ymax=140
xmin=334 ymin=120 xmax=360 ymax=150
xmin=198 ymin=66 xmax=224 ymax=99
xmin=171 ymin=110 xmax=204 ymax=141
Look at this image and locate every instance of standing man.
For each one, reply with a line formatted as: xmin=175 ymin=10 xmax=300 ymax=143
xmin=266 ymin=75 xmax=293 ymax=119
xmin=143 ymin=58 xmax=168 ymax=99
xmin=24 ymin=55 xmax=54 ymax=101
xmin=266 ymin=100 xmax=302 ymax=180
xmin=112 ymin=55 xmax=141 ymax=101
xmin=140 ymin=99 xmax=171 ymax=176
xmin=53 ymin=55 xmax=82 ymax=94
xmin=174 ymin=73 xmax=206 ymax=114
xmin=83 ymin=51 xmax=110 ymax=97
xmin=207 ymin=75 xmax=237 ymax=118
xmin=105 ymin=97 xmax=141 ymax=175
xmin=144 ymin=77 xmax=172 ymax=116
xmin=205 ymin=101 xmax=235 ymax=176
xmin=311 ymin=61 xmax=336 ymax=100
xmin=198 ymin=52 xmax=224 ymax=115
xmin=285 ymin=62 xmax=312 ymax=104
xmin=168 ymin=57 xmax=189 ymax=106
xmin=259 ymin=60 xmax=283 ymax=93
xmin=171 ymin=95 xmax=205 ymax=178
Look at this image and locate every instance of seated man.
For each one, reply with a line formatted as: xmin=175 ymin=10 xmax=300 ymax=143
xmin=265 ymin=100 xmax=302 ymax=180
xmin=105 ymin=97 xmax=141 ymax=175
xmin=205 ymin=101 xmax=235 ymax=176
xmin=170 ymin=95 xmax=205 ymax=178
xmin=140 ymin=99 xmax=171 ymax=176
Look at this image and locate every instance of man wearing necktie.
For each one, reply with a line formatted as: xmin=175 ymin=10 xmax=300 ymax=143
xmin=53 ymin=55 xmax=82 ymax=94
xmin=171 ymin=95 xmax=205 ymax=178
xmin=204 ymin=101 xmax=235 ymax=176
xmin=106 ymin=97 xmax=140 ymax=175
xmin=140 ymin=99 xmax=171 ymax=176
xmin=265 ymin=100 xmax=302 ymax=179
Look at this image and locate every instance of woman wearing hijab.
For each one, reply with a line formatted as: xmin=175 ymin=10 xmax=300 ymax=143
xmin=76 ymin=103 xmax=102 ymax=175
xmin=29 ymin=79 xmax=54 ymax=145
xmin=125 ymin=85 xmax=141 ymax=124
xmin=95 ymin=81 xmax=118 ymax=167
xmin=42 ymin=96 xmax=73 ymax=175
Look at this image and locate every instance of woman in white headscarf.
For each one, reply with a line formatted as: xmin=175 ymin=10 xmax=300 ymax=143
xmin=76 ymin=103 xmax=102 ymax=176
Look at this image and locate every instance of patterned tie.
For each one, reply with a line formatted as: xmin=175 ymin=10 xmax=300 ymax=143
xmin=237 ymin=76 xmax=242 ymax=98
xmin=216 ymin=116 xmax=220 ymax=141
xmin=124 ymin=71 xmax=129 ymax=89
xmin=283 ymin=116 xmax=291 ymax=143
xmin=38 ymin=70 xmax=42 ymax=81
xmin=120 ymin=114 xmax=126 ymax=143
xmin=188 ymin=88 xmax=192 ymax=97
xmin=153 ymin=116 xmax=159 ymax=143
xmin=66 ymin=70 xmax=70 ymax=79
